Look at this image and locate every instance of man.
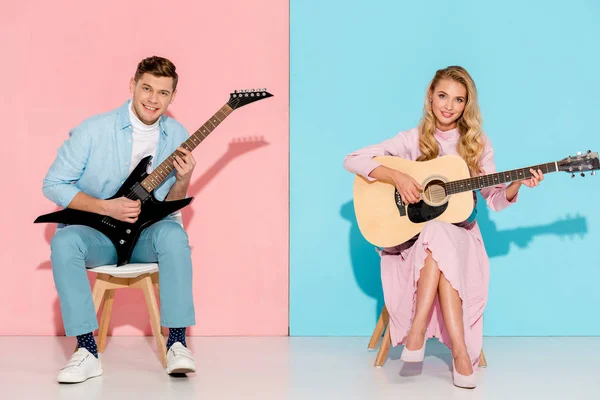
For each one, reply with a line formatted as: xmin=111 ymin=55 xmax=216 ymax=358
xmin=43 ymin=56 xmax=197 ymax=383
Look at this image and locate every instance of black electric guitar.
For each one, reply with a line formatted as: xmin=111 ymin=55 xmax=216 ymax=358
xmin=35 ymin=88 xmax=273 ymax=266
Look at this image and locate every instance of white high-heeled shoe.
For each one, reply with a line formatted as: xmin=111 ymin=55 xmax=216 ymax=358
xmin=400 ymin=335 xmax=426 ymax=362
xmin=452 ymin=360 xmax=476 ymax=389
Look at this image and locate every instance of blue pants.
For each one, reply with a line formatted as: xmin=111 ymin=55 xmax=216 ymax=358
xmin=50 ymin=220 xmax=195 ymax=336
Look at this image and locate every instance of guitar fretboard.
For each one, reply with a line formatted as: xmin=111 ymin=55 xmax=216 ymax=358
xmin=445 ymin=162 xmax=557 ymax=195
xmin=141 ymin=104 xmax=233 ymax=192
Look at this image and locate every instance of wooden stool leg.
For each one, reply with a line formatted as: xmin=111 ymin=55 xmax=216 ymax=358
xmin=368 ymin=306 xmax=390 ymax=350
xmin=74 ymin=277 xmax=108 ymax=353
xmin=97 ymin=289 xmax=115 ymax=353
xmin=92 ymin=275 xmax=109 ymax=313
xmin=375 ymin=323 xmax=391 ymax=367
xmin=141 ymin=275 xmax=168 ymax=368
xmin=478 ymin=349 xmax=487 ymax=367
xmin=151 ymin=273 xmax=167 ymax=338
xmin=151 ymin=272 xmax=159 ymax=299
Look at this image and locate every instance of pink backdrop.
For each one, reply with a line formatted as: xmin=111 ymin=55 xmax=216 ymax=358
xmin=0 ymin=1 xmax=289 ymax=336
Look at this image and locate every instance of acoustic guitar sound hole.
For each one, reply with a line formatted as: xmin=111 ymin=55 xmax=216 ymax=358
xmin=423 ymin=179 xmax=447 ymax=205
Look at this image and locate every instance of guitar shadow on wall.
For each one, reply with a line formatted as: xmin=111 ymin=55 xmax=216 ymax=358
xmin=36 ymin=136 xmax=269 ymax=351
xmin=180 ymin=136 xmax=269 ymax=228
xmin=340 ymin=192 xmax=588 ymax=331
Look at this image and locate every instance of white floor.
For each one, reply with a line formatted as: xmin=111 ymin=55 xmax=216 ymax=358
xmin=0 ymin=336 xmax=599 ymax=400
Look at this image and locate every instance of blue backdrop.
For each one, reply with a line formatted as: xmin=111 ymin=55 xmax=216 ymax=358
xmin=290 ymin=0 xmax=600 ymax=336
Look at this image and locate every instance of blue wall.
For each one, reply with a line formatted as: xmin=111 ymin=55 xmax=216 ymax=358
xmin=290 ymin=0 xmax=600 ymax=336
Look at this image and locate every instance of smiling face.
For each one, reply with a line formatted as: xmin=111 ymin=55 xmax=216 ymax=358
xmin=430 ymin=78 xmax=467 ymax=131
xmin=129 ymin=73 xmax=176 ymax=125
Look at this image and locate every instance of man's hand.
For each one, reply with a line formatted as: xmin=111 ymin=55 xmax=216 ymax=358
xmin=173 ymin=146 xmax=196 ymax=183
xmin=102 ymin=197 xmax=141 ymax=223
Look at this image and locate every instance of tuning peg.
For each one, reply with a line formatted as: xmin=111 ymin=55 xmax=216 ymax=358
xmin=571 ymin=173 xmax=575 ymax=178
xmin=592 ymin=171 xmax=596 ymax=176
xmin=588 ymin=150 xmax=592 ymax=154
xmin=581 ymin=172 xmax=585 ymax=177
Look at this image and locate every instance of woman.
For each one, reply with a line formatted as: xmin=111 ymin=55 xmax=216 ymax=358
xmin=343 ymin=66 xmax=543 ymax=388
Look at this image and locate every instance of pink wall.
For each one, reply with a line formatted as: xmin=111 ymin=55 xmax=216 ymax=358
xmin=0 ymin=1 xmax=288 ymax=336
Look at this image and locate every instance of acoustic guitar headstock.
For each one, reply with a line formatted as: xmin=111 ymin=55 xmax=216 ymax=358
xmin=557 ymin=150 xmax=599 ymax=178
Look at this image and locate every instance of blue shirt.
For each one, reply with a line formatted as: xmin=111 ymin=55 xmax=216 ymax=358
xmin=43 ymin=100 xmax=189 ymax=208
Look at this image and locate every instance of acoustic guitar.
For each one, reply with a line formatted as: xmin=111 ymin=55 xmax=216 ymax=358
xmin=353 ymin=150 xmax=599 ymax=247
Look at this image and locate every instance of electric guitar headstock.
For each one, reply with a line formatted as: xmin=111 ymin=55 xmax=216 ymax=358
xmin=227 ymin=88 xmax=273 ymax=110
xmin=557 ymin=150 xmax=599 ymax=178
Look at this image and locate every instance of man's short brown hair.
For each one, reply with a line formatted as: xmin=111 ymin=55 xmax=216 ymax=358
xmin=134 ymin=56 xmax=178 ymax=91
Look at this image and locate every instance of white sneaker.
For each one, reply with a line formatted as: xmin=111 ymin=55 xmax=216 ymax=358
xmin=57 ymin=348 xmax=103 ymax=383
xmin=166 ymin=342 xmax=196 ymax=374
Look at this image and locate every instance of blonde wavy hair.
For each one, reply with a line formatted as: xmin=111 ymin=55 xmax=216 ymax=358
xmin=416 ymin=66 xmax=485 ymax=176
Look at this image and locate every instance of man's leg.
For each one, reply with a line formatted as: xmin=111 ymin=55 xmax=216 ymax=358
xmin=131 ymin=219 xmax=196 ymax=374
xmin=50 ymin=225 xmax=116 ymax=382
xmin=131 ymin=219 xmax=195 ymax=333
xmin=133 ymin=221 xmax=194 ymax=319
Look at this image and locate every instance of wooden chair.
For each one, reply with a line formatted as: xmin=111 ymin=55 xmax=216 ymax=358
xmin=90 ymin=263 xmax=167 ymax=367
xmin=81 ymin=213 xmax=184 ymax=368
xmin=368 ymin=304 xmax=487 ymax=368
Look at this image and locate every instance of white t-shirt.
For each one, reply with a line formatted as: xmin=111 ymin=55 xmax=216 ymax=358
xmin=128 ymin=102 xmax=160 ymax=174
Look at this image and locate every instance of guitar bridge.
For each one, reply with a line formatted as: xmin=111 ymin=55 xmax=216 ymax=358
xmin=394 ymin=189 xmax=406 ymax=217
xmin=102 ymin=217 xmax=117 ymax=228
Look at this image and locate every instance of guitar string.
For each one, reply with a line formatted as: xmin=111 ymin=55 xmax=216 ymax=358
xmin=140 ymin=104 xmax=234 ymax=192
xmin=143 ymin=94 xmax=266 ymax=191
xmin=442 ymin=163 xmax=553 ymax=195
xmin=138 ymin=94 xmax=266 ymax=192
xmin=418 ymin=162 xmax=556 ymax=203
xmin=118 ymin=108 xmax=229 ymax=210
xmin=105 ymin=94 xmax=264 ymax=220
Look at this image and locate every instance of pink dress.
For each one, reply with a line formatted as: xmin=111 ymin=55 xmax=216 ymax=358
xmin=343 ymin=127 xmax=517 ymax=369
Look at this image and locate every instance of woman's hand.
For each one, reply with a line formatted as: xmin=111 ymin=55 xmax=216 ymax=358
xmin=390 ymin=170 xmax=423 ymax=204
xmin=369 ymin=165 xmax=423 ymax=204
xmin=521 ymin=168 xmax=544 ymax=188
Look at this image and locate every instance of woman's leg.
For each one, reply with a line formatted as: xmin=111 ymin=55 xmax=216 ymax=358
xmin=438 ymin=273 xmax=473 ymax=375
xmin=405 ymin=250 xmax=440 ymax=350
